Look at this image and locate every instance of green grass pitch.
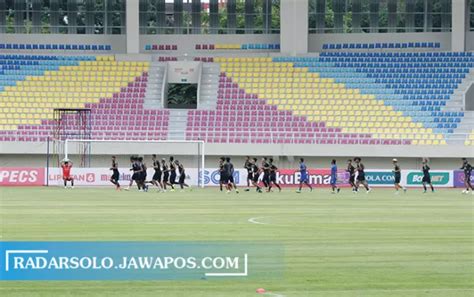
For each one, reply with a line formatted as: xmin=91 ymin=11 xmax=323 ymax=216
xmin=0 ymin=186 xmax=473 ymax=297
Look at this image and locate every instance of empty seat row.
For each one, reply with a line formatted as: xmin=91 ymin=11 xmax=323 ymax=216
xmin=0 ymin=44 xmax=111 ymax=51
xmin=195 ymin=44 xmax=280 ymax=50
xmin=144 ymin=44 xmax=178 ymax=51
xmin=323 ymin=42 xmax=441 ymax=50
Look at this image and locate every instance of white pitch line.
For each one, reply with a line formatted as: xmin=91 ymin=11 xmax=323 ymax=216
xmin=263 ymin=293 xmax=286 ymax=297
xmin=248 ymin=217 xmax=270 ymax=225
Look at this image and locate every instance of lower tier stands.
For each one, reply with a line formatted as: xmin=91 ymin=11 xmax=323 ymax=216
xmin=207 ymin=57 xmax=449 ymax=145
xmin=0 ymin=55 xmax=169 ymax=141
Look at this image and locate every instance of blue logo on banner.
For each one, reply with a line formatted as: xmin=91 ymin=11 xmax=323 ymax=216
xmin=0 ymin=242 xmax=282 ymax=281
xmin=203 ymin=170 xmax=240 ymax=185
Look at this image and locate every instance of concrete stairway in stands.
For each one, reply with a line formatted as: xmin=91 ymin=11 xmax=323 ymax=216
xmin=444 ymin=69 xmax=474 ymax=144
xmin=444 ymin=68 xmax=474 ymax=111
xmin=447 ymin=111 xmax=474 ymax=144
xmin=199 ymin=63 xmax=220 ymax=110
xmin=144 ymin=62 xmax=166 ymax=109
xmin=167 ymin=109 xmax=188 ymax=140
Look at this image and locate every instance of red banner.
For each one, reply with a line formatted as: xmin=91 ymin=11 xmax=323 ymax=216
xmin=0 ymin=167 xmax=45 ymax=186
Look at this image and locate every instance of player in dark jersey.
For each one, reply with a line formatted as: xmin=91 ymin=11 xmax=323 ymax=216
xmin=168 ymin=156 xmax=177 ymax=192
xmin=251 ymin=157 xmax=263 ymax=193
xmin=125 ymin=156 xmax=139 ymax=191
xmin=175 ymin=160 xmax=190 ymax=190
xmin=138 ymin=157 xmax=148 ymax=192
xmin=296 ymin=158 xmax=312 ymax=193
xmin=226 ymin=157 xmax=239 ymax=193
xmin=421 ymin=158 xmax=434 ymax=193
xmin=346 ymin=159 xmax=357 ymax=192
xmin=392 ymin=159 xmax=406 ymax=194
xmin=261 ymin=157 xmax=271 ymax=190
xmin=244 ymin=156 xmax=252 ymax=191
xmin=161 ymin=158 xmax=170 ymax=192
xmin=219 ymin=157 xmax=227 ymax=191
xmin=150 ymin=154 xmax=163 ymax=192
xmin=354 ymin=157 xmax=371 ymax=193
xmin=222 ymin=157 xmax=232 ymax=193
xmin=268 ymin=158 xmax=281 ymax=192
xmin=460 ymin=158 xmax=473 ymax=194
xmin=110 ymin=156 xmax=120 ymax=190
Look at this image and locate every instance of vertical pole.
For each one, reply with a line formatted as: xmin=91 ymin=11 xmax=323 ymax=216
xmin=46 ymin=137 xmax=50 ymax=186
xmin=197 ymin=141 xmax=201 ymax=188
xmin=65 ymin=139 xmax=69 ymax=160
xmin=201 ymin=141 xmax=205 ymax=188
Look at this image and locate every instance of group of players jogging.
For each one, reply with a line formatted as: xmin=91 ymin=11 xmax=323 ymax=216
xmin=108 ymin=155 xmax=189 ymax=192
xmin=60 ymin=156 xmax=473 ymax=194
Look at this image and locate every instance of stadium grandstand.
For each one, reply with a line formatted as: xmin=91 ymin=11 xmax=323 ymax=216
xmin=1 ymin=1 xmax=474 ymax=295
xmin=0 ymin=0 xmax=473 ymax=166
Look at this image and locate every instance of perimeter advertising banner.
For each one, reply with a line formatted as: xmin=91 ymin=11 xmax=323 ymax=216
xmin=404 ymin=170 xmax=453 ymax=187
xmin=453 ymin=170 xmax=473 ymax=188
xmin=0 ymin=167 xmax=456 ymax=187
xmin=0 ymin=167 xmax=44 ymax=186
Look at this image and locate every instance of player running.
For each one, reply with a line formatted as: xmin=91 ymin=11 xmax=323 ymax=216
xmin=244 ymin=156 xmax=252 ymax=191
xmin=261 ymin=157 xmax=271 ymax=191
xmin=296 ymin=158 xmax=312 ymax=193
xmin=251 ymin=157 xmax=263 ymax=193
xmin=347 ymin=159 xmax=357 ymax=192
xmin=168 ymin=156 xmax=177 ymax=192
xmin=151 ymin=154 xmax=163 ymax=192
xmin=330 ymin=159 xmax=340 ymax=194
xmin=392 ymin=159 xmax=406 ymax=194
xmin=61 ymin=159 xmax=74 ymax=189
xmin=125 ymin=156 xmax=138 ymax=191
xmin=460 ymin=158 xmax=473 ymax=194
xmin=161 ymin=158 xmax=170 ymax=192
xmin=354 ymin=157 xmax=371 ymax=193
xmin=226 ymin=157 xmax=239 ymax=193
xmin=138 ymin=157 xmax=148 ymax=192
xmin=268 ymin=158 xmax=282 ymax=192
xmin=219 ymin=157 xmax=227 ymax=192
xmin=175 ymin=160 xmax=190 ymax=191
xmin=421 ymin=158 xmax=434 ymax=193
xmin=110 ymin=156 xmax=120 ymax=190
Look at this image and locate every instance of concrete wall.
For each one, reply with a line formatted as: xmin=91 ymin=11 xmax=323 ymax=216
xmin=465 ymin=32 xmax=474 ymax=51
xmin=0 ymin=141 xmax=472 ymax=170
xmin=0 ymin=153 xmax=468 ymax=172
